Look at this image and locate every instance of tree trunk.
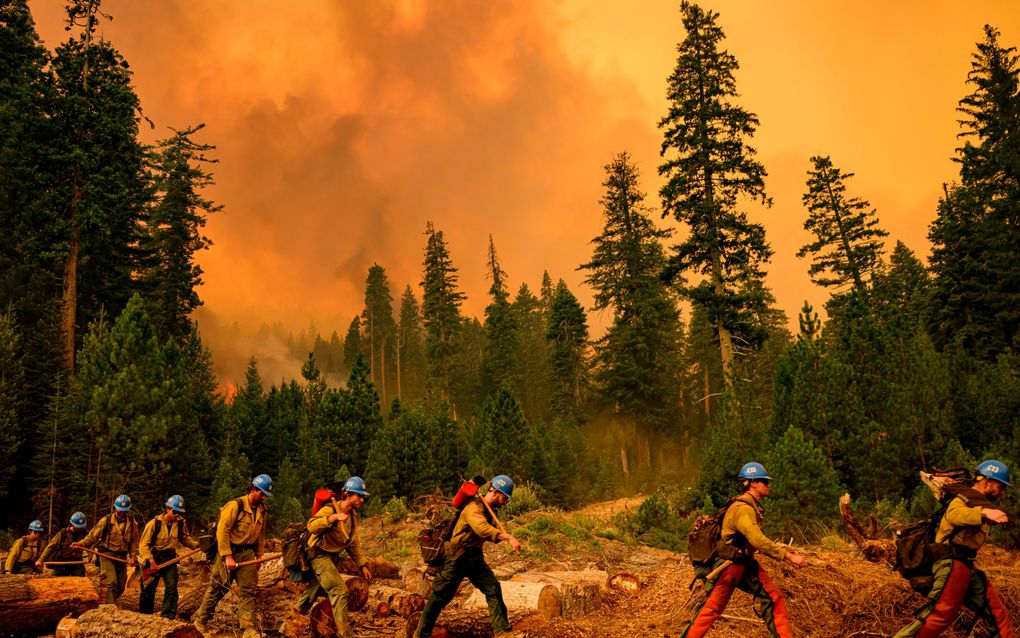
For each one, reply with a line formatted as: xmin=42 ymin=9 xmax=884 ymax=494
xmin=340 ymin=574 xmax=369 ymax=611
xmin=464 ymin=580 xmax=560 ymax=618
xmin=839 ymin=493 xmax=895 ymax=565
xmin=368 ymin=585 xmax=425 ymax=618
xmin=60 ymin=230 xmax=79 ymax=370
xmin=0 ymin=575 xmax=99 ymax=635
xmin=55 ymin=606 xmax=202 ymax=638
xmin=336 ymin=555 xmax=400 ymax=580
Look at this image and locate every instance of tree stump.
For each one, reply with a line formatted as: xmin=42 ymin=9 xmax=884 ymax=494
xmin=465 ymin=580 xmax=561 ymax=618
xmin=509 ymin=572 xmax=604 ymax=619
xmin=54 ymin=606 xmax=202 ymax=637
xmin=403 ymin=566 xmax=433 ymax=598
xmin=340 ymin=574 xmax=369 ymax=611
xmin=0 ymin=574 xmax=99 ymax=635
xmin=839 ymin=493 xmax=896 ymax=565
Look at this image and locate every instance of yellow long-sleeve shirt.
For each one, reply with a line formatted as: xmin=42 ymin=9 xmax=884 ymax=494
xmin=721 ymin=493 xmax=787 ymax=561
xmin=306 ymin=504 xmax=368 ymax=567
xmin=936 ymin=494 xmax=990 ymax=553
xmin=79 ymin=513 xmax=140 ymax=554
xmin=216 ymin=495 xmax=266 ymax=558
xmin=449 ymin=498 xmax=502 ymax=556
xmin=138 ymin=514 xmax=200 ymax=562
xmin=5 ymin=535 xmax=41 ymax=572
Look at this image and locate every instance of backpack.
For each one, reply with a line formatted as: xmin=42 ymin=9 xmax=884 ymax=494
xmin=687 ymin=497 xmax=742 ymax=567
xmin=281 ymin=522 xmax=312 ymax=573
xmin=893 ymin=480 xmax=990 ymax=593
xmin=199 ymin=497 xmax=245 ymax=562
xmin=418 ymin=494 xmax=482 ymax=567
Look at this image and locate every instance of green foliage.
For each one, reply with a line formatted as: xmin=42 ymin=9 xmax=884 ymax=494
xmin=476 ymin=384 xmax=534 ymax=481
xmin=381 ymin=496 xmax=409 ymax=524
xmin=362 ymin=264 xmax=397 ymax=405
xmin=481 ymin=237 xmax=519 ymax=393
xmin=421 ymin=222 xmax=465 ymax=399
xmin=766 ymin=426 xmax=844 ymax=541
xmin=209 ymin=451 xmax=250 ymax=522
xmin=397 ymin=286 xmax=427 ymax=401
xmin=0 ymin=311 xmax=24 ymax=501
xmin=658 ymin=2 xmax=773 ymax=378
xmin=580 ymin=152 xmax=682 ymax=431
xmin=502 ymin=481 xmax=543 ymax=518
xmin=268 ymin=457 xmax=306 ymax=531
xmin=799 ymin=156 xmax=888 ymax=294
xmin=546 ymin=281 xmax=589 ymax=420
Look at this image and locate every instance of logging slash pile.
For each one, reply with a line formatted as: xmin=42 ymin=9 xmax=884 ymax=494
xmin=3 ymin=496 xmax=1020 ymax=637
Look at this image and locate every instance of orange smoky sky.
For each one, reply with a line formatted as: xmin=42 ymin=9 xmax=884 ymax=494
xmin=27 ymin=0 xmax=1020 ymax=383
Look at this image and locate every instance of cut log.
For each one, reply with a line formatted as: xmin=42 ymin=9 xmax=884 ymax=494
xmin=404 ymin=609 xmax=534 ymax=638
xmin=839 ymin=493 xmax=896 ymax=565
xmin=368 ymin=584 xmax=425 ymax=618
xmin=609 ymin=572 xmax=641 ymax=592
xmin=340 ymin=574 xmax=369 ymax=611
xmin=465 ymin=580 xmax=561 ymax=618
xmin=0 ymin=574 xmax=99 ymax=635
xmin=509 ymin=573 xmax=602 ymax=619
xmin=403 ymin=566 xmax=433 ymax=598
xmin=54 ymin=606 xmax=202 ymax=637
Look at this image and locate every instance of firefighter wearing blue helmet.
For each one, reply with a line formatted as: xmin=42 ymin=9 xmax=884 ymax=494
xmin=682 ymin=462 xmax=805 ymax=638
xmin=5 ymin=520 xmax=44 ymax=574
xmin=75 ymin=494 xmax=140 ymax=603
xmin=297 ymin=476 xmax=373 ymax=638
xmin=414 ymin=475 xmax=522 ymax=638
xmin=139 ymin=495 xmax=201 ymax=619
xmin=195 ymin=474 xmax=271 ymax=638
xmin=894 ymin=460 xmax=1014 ymax=637
xmin=38 ymin=512 xmax=88 ymax=576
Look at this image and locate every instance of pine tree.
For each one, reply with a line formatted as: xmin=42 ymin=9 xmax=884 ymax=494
xmin=766 ymin=426 xmax=843 ymax=540
xmin=0 ymin=311 xmax=24 ymax=503
xmin=421 ymin=222 xmax=465 ymax=399
xmin=142 ymin=124 xmax=220 ymax=343
xmin=871 ymin=241 xmax=931 ymax=331
xmin=362 ymin=264 xmax=397 ymax=404
xmin=476 ymin=384 xmax=533 ymax=482
xmin=546 ymin=280 xmax=589 ymax=419
xmin=481 ymin=236 xmax=519 ymax=395
xmin=658 ymin=2 xmax=773 ymax=383
xmin=512 ymin=283 xmax=553 ymax=426
xmin=51 ymin=2 xmax=149 ymax=369
xmin=316 ymin=353 xmax=381 ymax=476
xmin=928 ymin=25 xmax=1020 ymax=357
xmin=231 ymin=357 xmax=267 ymax=465
xmin=798 ymin=156 xmax=888 ymax=296
xmin=396 ymin=285 xmax=427 ymax=401
xmin=342 ymin=315 xmax=363 ymax=378
xmin=579 ymin=152 xmax=683 ymax=432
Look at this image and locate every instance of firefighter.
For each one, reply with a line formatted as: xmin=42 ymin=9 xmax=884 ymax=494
xmin=37 ymin=512 xmax=88 ymax=576
xmin=413 ymin=475 xmax=522 ymax=638
xmin=681 ymin=462 xmax=806 ymax=638
xmin=139 ymin=495 xmax=201 ymax=619
xmin=297 ymin=476 xmax=373 ymax=638
xmin=893 ymin=460 xmax=1015 ymax=638
xmin=5 ymin=520 xmax=44 ymax=574
xmin=74 ymin=494 xmax=139 ymax=604
xmin=194 ymin=474 xmax=271 ymax=638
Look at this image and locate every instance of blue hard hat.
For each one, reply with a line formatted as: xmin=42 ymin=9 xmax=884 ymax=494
xmin=976 ymin=460 xmax=1012 ymax=487
xmin=343 ymin=476 xmax=369 ymax=497
xmin=70 ymin=511 xmax=87 ymax=529
xmin=738 ymin=462 xmax=772 ymax=481
xmin=29 ymin=520 xmax=44 ymax=533
xmin=114 ymin=494 xmax=131 ymax=512
xmin=491 ymin=475 xmax=514 ymax=500
xmin=252 ymin=473 xmax=273 ymax=497
xmin=165 ymin=494 xmax=186 ymax=513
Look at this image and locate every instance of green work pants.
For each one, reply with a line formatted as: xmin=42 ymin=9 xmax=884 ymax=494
xmin=195 ymin=548 xmax=258 ymax=630
xmin=140 ymin=550 xmax=181 ymax=619
xmin=304 ymin=554 xmax=353 ymax=638
xmin=98 ymin=555 xmax=128 ymax=603
xmin=414 ymin=547 xmax=510 ymax=638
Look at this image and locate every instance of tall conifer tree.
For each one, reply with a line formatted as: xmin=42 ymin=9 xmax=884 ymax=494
xmin=580 ymin=152 xmax=683 ymax=432
xmin=658 ymin=1 xmax=772 ymax=384
xmin=421 ymin=222 xmax=465 ymax=399
xmin=546 ymin=280 xmax=589 ymax=419
xmin=396 ymin=285 xmax=427 ymax=401
xmin=362 ymin=264 xmax=397 ymax=404
xmin=143 ymin=124 xmax=220 ymax=342
xmin=482 ymin=237 xmax=518 ymax=394
xmin=799 ymin=156 xmax=888 ymax=296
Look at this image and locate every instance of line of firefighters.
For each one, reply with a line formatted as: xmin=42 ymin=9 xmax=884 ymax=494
xmin=3 ymin=460 xmax=1015 ymax=638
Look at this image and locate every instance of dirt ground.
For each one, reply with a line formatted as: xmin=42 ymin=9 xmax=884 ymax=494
xmin=30 ymin=497 xmax=1020 ymax=637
